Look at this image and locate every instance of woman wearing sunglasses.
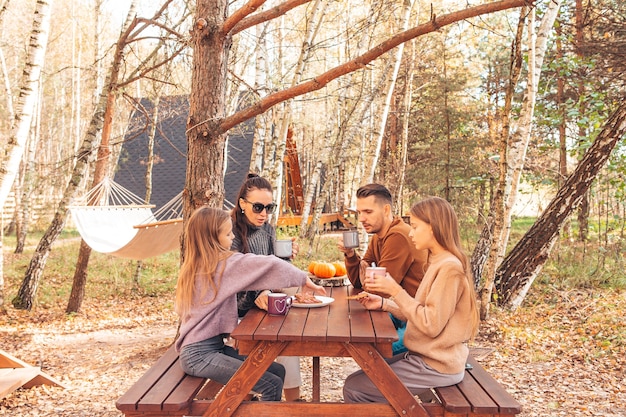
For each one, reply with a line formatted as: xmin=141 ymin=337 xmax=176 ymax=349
xmin=231 ymin=173 xmax=303 ymax=401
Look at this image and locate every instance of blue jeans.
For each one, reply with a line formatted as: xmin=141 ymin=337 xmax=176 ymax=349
xmin=390 ymin=314 xmax=408 ymax=355
xmin=179 ymin=335 xmax=286 ymax=401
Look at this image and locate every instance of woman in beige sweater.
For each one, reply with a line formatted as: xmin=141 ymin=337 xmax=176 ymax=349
xmin=343 ymin=197 xmax=479 ymax=403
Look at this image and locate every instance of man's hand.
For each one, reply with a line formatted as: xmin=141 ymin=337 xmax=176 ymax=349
xmin=337 ymin=237 xmax=355 ymax=258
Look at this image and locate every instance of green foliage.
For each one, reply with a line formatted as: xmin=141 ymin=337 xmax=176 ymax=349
xmin=3 ymin=238 xmax=179 ymax=309
xmin=3 ymin=214 xmax=625 ymax=311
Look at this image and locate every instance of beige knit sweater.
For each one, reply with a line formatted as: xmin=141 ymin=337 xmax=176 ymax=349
xmin=385 ymin=251 xmax=476 ymax=374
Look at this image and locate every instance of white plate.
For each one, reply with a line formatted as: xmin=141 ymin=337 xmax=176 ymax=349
xmin=291 ymin=295 xmax=334 ymax=308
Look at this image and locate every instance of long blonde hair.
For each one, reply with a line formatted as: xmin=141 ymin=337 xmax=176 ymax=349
xmin=175 ymin=206 xmax=232 ymax=319
xmin=410 ymin=197 xmax=480 ymax=338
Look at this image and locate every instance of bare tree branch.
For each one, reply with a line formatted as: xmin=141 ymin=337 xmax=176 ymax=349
xmin=216 ymin=0 xmax=532 ymax=134
xmin=223 ymin=0 xmax=267 ymax=35
xmin=127 ymin=0 xmax=176 ymax=42
xmin=132 ymin=17 xmax=186 ymax=41
xmin=230 ymin=0 xmax=314 ymax=35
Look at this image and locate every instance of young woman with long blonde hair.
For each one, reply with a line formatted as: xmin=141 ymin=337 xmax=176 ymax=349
xmin=174 ymin=206 xmax=324 ymax=401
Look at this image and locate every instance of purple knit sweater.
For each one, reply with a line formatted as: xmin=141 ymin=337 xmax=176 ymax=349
xmin=175 ymin=251 xmax=307 ymax=352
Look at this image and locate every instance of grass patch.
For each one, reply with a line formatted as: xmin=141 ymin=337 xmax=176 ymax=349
xmin=3 ymin=217 xmax=625 ymax=312
xmin=2 ymin=236 xmax=179 ymax=310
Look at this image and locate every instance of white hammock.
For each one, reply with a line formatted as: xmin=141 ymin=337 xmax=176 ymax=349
xmin=69 ymin=178 xmax=183 ymax=260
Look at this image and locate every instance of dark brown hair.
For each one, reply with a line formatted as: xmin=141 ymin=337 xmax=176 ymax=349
xmin=356 ymin=183 xmax=393 ymax=206
xmin=231 ymin=173 xmax=273 ymax=253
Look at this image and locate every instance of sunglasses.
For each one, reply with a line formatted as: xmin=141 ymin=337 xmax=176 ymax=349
xmin=243 ymin=198 xmax=277 ymax=214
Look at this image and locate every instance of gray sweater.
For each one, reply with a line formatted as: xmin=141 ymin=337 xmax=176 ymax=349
xmin=175 ymin=251 xmax=306 ymax=352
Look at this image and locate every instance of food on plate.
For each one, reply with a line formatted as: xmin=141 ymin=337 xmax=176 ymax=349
xmin=346 ymin=292 xmax=369 ymax=300
xmin=294 ymin=293 xmax=323 ymax=304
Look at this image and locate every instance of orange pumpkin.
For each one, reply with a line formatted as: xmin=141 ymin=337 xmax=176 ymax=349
xmin=332 ymin=261 xmax=347 ymax=277
xmin=313 ymin=262 xmax=336 ymax=278
xmin=308 ymin=261 xmax=318 ymax=274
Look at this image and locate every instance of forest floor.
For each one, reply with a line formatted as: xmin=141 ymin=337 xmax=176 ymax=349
xmin=1 ymin=263 xmax=625 ymax=416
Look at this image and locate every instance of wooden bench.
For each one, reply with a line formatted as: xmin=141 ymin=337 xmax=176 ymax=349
xmin=116 ymin=347 xmax=521 ymax=417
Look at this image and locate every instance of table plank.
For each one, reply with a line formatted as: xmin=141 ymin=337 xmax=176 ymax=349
xmin=327 ymin=287 xmax=351 ymax=342
xmin=231 ymin=308 xmax=265 ymax=341
xmin=278 ymin=306 xmax=308 ymax=341
xmin=348 ymin=304 xmax=376 ymax=343
xmin=252 ymin=313 xmax=287 ymax=341
xmin=301 ymin=303 xmax=330 ymax=342
xmin=370 ymin=311 xmax=398 ymax=343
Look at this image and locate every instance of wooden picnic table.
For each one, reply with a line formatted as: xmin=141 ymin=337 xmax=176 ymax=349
xmin=202 ymin=285 xmax=430 ymax=417
xmin=116 ymin=284 xmax=522 ymax=417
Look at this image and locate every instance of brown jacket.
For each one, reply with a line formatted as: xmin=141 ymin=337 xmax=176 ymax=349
xmin=344 ymin=216 xmax=428 ymax=296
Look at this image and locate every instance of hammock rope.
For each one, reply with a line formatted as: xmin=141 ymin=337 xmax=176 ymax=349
xmin=69 ymin=178 xmax=183 ymax=260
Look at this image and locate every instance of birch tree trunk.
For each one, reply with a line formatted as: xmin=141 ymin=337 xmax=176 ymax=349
xmin=476 ymin=6 xmax=526 ymax=320
xmin=477 ymin=1 xmax=561 ymax=318
xmin=496 ymin=97 xmax=626 ymax=308
xmin=0 ymin=0 xmax=52 ymax=309
xmin=367 ymin=0 xmax=414 ymax=184
xmin=0 ymin=0 xmax=12 ymax=310
xmin=396 ymin=40 xmax=416 ymax=212
xmin=250 ymin=21 xmax=270 ymax=174
xmin=15 ymin=95 xmax=40 ymax=253
xmin=0 ymin=0 xmax=52 ymax=208
xmin=575 ymin=0 xmax=589 ymax=241
xmin=555 ymin=20 xmax=570 ymax=239
xmin=501 ymin=0 xmax=562 ymax=249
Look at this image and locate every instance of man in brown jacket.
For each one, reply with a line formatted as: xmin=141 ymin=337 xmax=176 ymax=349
xmin=338 ymin=183 xmax=428 ymax=354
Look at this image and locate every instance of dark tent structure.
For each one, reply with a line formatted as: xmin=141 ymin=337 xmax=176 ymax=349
xmin=114 ymin=95 xmax=253 ymax=211
xmin=113 ymin=95 xmax=353 ymax=230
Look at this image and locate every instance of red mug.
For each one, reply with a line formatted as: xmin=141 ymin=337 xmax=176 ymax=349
xmin=267 ymin=292 xmax=292 ymax=316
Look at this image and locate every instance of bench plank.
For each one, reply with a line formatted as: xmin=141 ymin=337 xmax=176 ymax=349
xmin=456 ymin=368 xmax=499 ymax=414
xmin=116 ymin=347 xmax=180 ymax=412
xmin=117 ymin=347 xmax=521 ymax=417
xmin=138 ymin=358 xmax=204 ymax=412
xmin=467 ymin=356 xmax=522 ymax=415
xmin=433 ymin=384 xmax=471 ymax=414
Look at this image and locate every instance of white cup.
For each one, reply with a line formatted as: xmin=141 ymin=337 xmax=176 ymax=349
xmin=274 ymin=239 xmax=293 ymax=258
